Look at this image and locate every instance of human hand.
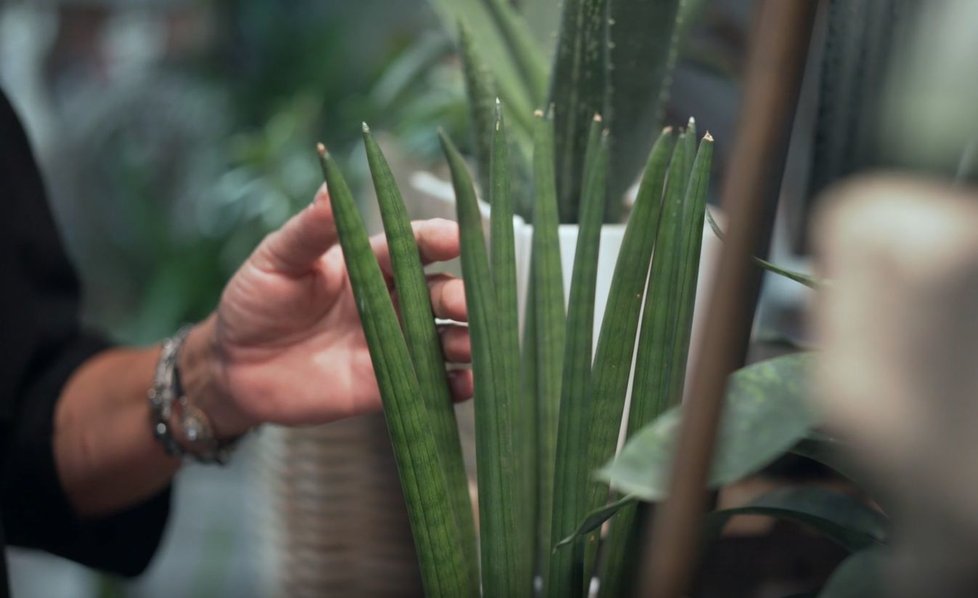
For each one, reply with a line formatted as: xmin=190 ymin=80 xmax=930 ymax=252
xmin=180 ymin=185 xmax=472 ymax=438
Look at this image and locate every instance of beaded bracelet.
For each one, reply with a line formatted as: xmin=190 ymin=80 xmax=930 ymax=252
xmin=149 ymin=326 xmax=239 ymax=465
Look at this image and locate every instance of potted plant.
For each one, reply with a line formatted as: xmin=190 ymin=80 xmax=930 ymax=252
xmin=301 ymin=0 xmax=725 ymax=595
xmin=308 ymin=0 xmax=863 ymax=588
xmin=313 ymin=91 xmax=714 ymax=598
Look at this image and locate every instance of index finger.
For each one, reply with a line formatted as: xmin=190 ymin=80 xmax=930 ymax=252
xmin=371 ymin=218 xmax=461 ymax=277
xmin=253 ymin=184 xmax=338 ymax=275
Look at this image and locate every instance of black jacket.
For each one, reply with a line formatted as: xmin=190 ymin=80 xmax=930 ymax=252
xmin=0 ymin=89 xmax=170 ymax=595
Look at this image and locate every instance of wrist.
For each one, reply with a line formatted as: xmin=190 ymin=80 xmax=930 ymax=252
xmin=178 ymin=316 xmax=255 ymax=439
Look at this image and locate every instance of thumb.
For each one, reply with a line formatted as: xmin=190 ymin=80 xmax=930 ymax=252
xmin=253 ymin=184 xmax=338 ymax=274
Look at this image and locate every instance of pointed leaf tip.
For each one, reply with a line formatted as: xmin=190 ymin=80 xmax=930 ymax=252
xmin=316 ymin=142 xmax=327 ymax=156
xmin=533 ymin=109 xmax=544 ymax=118
xmin=704 ymin=131 xmax=714 ymax=142
xmin=361 ymin=122 xmax=370 ymax=133
xmin=593 ymin=113 xmax=603 ymax=123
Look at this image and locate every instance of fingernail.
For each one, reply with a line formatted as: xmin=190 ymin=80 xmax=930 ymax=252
xmin=313 ymin=183 xmax=329 ymax=205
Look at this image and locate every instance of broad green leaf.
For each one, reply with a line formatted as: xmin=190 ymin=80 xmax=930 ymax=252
xmin=531 ymin=110 xmax=566 ymax=578
xmin=361 ymin=126 xmax=478 ymax=572
xmin=791 ymin=434 xmax=891 ymax=512
xmin=791 ymin=434 xmax=862 ymax=487
xmin=441 ymin=130 xmax=530 ymax=596
xmin=598 ymin=353 xmax=818 ymax=500
xmin=598 ymin=129 xmax=712 ymax=598
xmin=548 ymin=116 xmax=608 ymax=598
xmin=549 ymin=0 xmax=608 ymax=223
xmin=317 ymin=145 xmax=478 ymax=597
xmin=818 ymin=546 xmax=888 ymax=598
xmin=704 ymin=487 xmax=888 ymax=553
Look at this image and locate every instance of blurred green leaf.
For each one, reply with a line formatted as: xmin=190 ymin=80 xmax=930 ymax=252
xmin=598 ymin=353 xmax=818 ymax=500
xmin=704 ymin=487 xmax=888 ymax=553
xmin=555 ymin=495 xmax=638 ymax=550
xmin=426 ymin=0 xmax=536 ymax=118
xmin=605 ymin=0 xmax=683 ymax=209
xmin=818 ymin=546 xmax=888 ymax=598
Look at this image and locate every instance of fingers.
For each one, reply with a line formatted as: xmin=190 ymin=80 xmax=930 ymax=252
xmin=442 ymin=324 xmax=472 ymax=401
xmin=448 ymin=369 xmax=474 ymax=402
xmin=428 ymin=274 xmax=467 ymax=321
xmin=440 ymin=324 xmax=471 ymax=362
xmin=372 ymin=219 xmax=460 ymax=276
xmin=253 ymin=184 xmax=337 ymax=275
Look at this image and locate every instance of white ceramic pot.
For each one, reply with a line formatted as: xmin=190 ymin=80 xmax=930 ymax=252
xmin=410 ymin=171 xmax=721 ymax=372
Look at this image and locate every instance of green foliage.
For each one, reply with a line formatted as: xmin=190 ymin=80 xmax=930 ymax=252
xmin=581 ymin=128 xmax=676 ymax=508
xmin=706 ymin=208 xmax=824 ymax=289
xmin=703 ymin=487 xmax=888 ymax=553
xmin=318 ymin=146 xmax=479 ymax=597
xmin=529 ymin=110 xmax=567 ymax=577
xmin=442 ymin=128 xmax=533 ymax=595
xmin=547 ymin=116 xmax=609 ymax=598
xmin=330 ymin=107 xmax=727 ymax=595
xmin=459 ymin=24 xmax=502 ymax=197
xmin=427 ymin=0 xmax=537 ymax=121
xmin=549 ymin=0 xmax=610 ymax=224
xmin=817 ymin=547 xmax=888 ymax=598
xmin=428 ymin=0 xmax=686 ymax=223
xmin=362 ymin=126 xmax=479 ymax=573
xmin=598 ymin=353 xmax=817 ymax=500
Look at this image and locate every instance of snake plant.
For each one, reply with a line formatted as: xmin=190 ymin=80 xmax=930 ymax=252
xmin=314 ymin=1 xmax=719 ymax=595
xmin=436 ymin=0 xmax=687 ymax=224
xmin=317 ymin=114 xmax=713 ymax=595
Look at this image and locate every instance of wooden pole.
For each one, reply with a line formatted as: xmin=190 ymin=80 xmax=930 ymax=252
xmin=639 ymin=2 xmax=820 ymax=596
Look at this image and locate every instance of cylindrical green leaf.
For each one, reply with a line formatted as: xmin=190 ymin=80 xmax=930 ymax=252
xmin=460 ymin=23 xmax=499 ymax=199
xmin=481 ymin=0 xmax=549 ymax=103
xmin=597 ymin=132 xmax=714 ymax=598
xmin=361 ymin=125 xmax=479 ymax=576
xmin=549 ymin=0 xmax=609 ymax=223
xmin=440 ymin=130 xmax=530 ymax=596
xmin=490 ymin=106 xmax=536 ymax=594
xmin=317 ymin=145 xmax=478 ymax=597
xmin=520 ymin=265 xmax=541 ymax=575
xmin=605 ymin=0 xmax=683 ymax=214
xmin=547 ymin=115 xmax=608 ymax=598
xmin=578 ymin=128 xmax=676 ymax=581
xmin=667 ymin=133 xmax=713 ymax=405
xmin=531 ymin=109 xmax=566 ymax=577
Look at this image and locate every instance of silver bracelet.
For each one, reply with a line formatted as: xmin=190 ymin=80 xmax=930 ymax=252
xmin=149 ymin=326 xmax=239 ymax=465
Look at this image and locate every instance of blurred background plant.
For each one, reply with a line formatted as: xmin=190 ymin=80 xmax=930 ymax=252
xmin=1 ymin=1 xmax=444 ymax=596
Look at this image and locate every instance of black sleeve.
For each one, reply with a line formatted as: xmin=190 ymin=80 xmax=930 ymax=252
xmin=0 ymin=89 xmax=171 ymax=577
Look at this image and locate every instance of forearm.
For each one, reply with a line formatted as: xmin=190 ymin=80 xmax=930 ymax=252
xmin=53 ymin=343 xmax=178 ymax=517
xmin=53 ymin=321 xmax=226 ymax=517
